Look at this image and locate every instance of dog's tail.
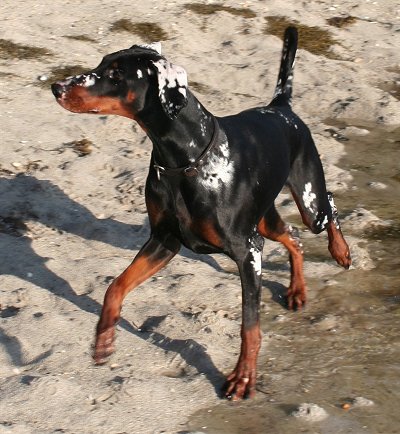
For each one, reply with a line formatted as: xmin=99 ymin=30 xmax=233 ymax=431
xmin=271 ymin=27 xmax=298 ymax=106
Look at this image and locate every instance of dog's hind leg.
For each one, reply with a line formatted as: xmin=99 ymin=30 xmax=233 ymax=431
xmin=287 ymin=130 xmax=351 ymax=269
xmin=258 ymin=205 xmax=307 ymax=309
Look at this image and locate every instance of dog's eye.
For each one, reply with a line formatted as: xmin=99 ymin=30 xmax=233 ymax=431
xmin=108 ymin=69 xmax=123 ymax=81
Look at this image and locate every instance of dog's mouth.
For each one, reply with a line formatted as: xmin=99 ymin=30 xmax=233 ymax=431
xmin=51 ymin=81 xmax=136 ymax=119
xmin=51 ymin=82 xmax=101 ymax=114
xmin=51 ymin=82 xmax=67 ymax=100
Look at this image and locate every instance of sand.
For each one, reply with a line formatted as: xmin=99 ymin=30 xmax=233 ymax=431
xmin=1 ymin=1 xmax=399 ymax=433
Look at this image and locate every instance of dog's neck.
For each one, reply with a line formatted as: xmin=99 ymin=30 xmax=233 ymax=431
xmin=136 ymin=92 xmax=216 ymax=169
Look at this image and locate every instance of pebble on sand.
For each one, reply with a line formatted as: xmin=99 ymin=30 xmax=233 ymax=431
xmin=352 ymin=396 xmax=375 ymax=407
xmin=291 ymin=403 xmax=328 ymax=422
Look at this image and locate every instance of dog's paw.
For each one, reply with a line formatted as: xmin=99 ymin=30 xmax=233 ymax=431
xmin=328 ymin=227 xmax=352 ymax=269
xmin=224 ymin=368 xmax=256 ymax=400
xmin=93 ymin=328 xmax=115 ymax=365
xmin=287 ymin=285 xmax=307 ymax=310
xmin=330 ymin=244 xmax=352 ymax=269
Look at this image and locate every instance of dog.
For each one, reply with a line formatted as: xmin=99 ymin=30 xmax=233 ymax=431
xmin=52 ymin=27 xmax=351 ymax=400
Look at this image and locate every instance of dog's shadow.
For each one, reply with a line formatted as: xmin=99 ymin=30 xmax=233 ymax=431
xmin=0 ymin=175 xmax=289 ymax=394
xmin=0 ymin=175 xmax=227 ymax=392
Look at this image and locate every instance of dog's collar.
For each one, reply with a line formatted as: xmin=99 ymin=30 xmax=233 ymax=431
xmin=153 ymin=117 xmax=219 ymax=180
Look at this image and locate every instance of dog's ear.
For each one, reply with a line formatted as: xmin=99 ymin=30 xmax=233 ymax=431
xmin=151 ymin=59 xmax=188 ymax=119
xmin=136 ymin=42 xmax=162 ymax=55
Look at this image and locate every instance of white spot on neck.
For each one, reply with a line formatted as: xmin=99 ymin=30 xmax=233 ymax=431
xmin=198 ymin=137 xmax=234 ymax=190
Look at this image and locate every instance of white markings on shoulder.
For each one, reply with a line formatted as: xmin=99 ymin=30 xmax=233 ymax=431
xmin=198 ymin=136 xmax=234 ymax=190
xmin=302 ymin=182 xmax=316 ymax=212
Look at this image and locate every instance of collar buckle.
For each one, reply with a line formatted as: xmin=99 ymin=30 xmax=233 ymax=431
xmin=154 ymin=164 xmax=165 ymax=181
xmin=183 ymin=166 xmax=199 ymax=177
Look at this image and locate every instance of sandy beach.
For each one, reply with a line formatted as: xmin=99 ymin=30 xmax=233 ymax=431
xmin=1 ymin=1 xmax=399 ymax=433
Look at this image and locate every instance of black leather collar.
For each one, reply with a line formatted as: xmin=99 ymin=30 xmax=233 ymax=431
xmin=153 ymin=117 xmax=219 ymax=180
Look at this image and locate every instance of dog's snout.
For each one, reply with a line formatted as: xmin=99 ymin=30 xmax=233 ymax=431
xmin=51 ymin=83 xmax=65 ymax=99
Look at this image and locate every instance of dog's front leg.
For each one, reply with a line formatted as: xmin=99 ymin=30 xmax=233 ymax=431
xmin=225 ymin=237 xmax=263 ymax=400
xmin=94 ymin=235 xmax=179 ymax=364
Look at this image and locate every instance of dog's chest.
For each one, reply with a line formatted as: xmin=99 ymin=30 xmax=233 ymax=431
xmin=156 ymin=181 xmax=224 ymax=253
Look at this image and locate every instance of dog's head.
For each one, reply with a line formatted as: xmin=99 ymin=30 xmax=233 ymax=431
xmin=52 ymin=43 xmax=188 ymax=120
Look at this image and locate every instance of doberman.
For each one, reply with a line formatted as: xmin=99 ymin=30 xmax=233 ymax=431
xmin=52 ymin=27 xmax=351 ymax=400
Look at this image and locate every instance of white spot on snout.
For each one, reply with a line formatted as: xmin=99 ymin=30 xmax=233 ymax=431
xmin=137 ymin=69 xmax=143 ymax=79
xmin=73 ymin=73 xmax=100 ymax=88
xmin=302 ymin=182 xmax=316 ymax=212
xmin=82 ymin=75 xmax=96 ymax=87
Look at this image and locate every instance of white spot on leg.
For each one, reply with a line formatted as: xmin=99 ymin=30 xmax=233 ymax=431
xmin=302 ymin=182 xmax=316 ymax=212
xmin=327 ymin=192 xmax=341 ymax=229
xmin=250 ymin=248 xmax=262 ymax=276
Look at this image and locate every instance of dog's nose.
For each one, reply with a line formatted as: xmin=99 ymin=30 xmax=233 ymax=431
xmin=51 ymin=83 xmax=65 ymax=98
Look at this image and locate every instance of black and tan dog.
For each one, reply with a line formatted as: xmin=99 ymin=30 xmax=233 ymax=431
xmin=52 ymin=27 xmax=351 ymax=400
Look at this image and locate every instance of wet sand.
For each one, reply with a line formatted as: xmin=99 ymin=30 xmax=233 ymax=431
xmin=187 ymin=124 xmax=400 ymax=434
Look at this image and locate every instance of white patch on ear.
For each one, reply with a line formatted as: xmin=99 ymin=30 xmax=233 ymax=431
xmin=152 ymin=59 xmax=187 ymax=96
xmin=139 ymin=42 xmax=162 ymax=54
xmin=151 ymin=59 xmax=188 ymax=118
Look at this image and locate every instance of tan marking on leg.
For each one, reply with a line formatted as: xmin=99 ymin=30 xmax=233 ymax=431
xmin=258 ymin=217 xmax=307 ymax=309
xmin=327 ymin=220 xmax=352 ymax=269
xmin=225 ymin=322 xmax=261 ymax=400
xmin=94 ymin=239 xmax=176 ymax=364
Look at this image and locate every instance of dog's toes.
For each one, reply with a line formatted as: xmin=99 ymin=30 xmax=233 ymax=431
xmin=287 ymin=286 xmax=307 ymax=311
xmin=338 ymin=251 xmax=352 ymax=269
xmin=93 ymin=328 xmax=115 ymax=365
xmin=329 ymin=239 xmax=352 ymax=270
xmin=224 ymin=370 xmax=256 ymax=400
